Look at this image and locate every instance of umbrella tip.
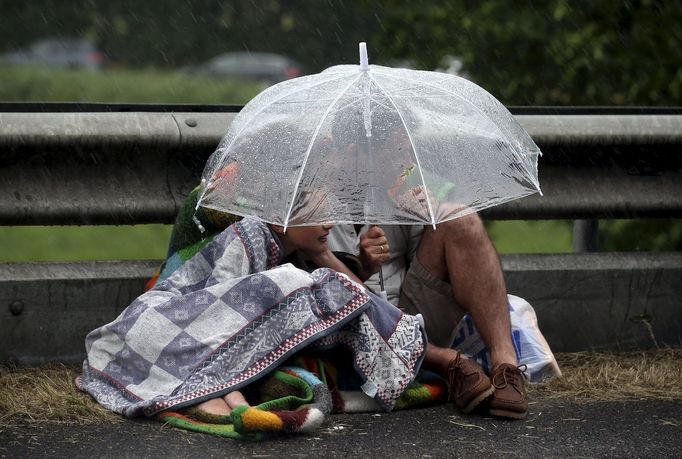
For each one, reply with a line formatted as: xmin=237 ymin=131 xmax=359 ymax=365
xmin=359 ymin=42 xmax=369 ymax=70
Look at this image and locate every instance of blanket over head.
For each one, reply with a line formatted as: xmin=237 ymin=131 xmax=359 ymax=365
xmin=77 ymin=216 xmax=427 ymax=420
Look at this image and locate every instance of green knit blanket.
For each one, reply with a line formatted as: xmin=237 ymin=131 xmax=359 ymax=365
xmin=152 ymin=189 xmax=446 ymax=439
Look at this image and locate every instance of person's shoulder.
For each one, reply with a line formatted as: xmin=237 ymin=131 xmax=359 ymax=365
xmin=328 ymin=225 xmax=359 ymax=250
xmin=226 ymin=216 xmax=271 ymax=239
xmin=330 ymin=223 xmax=355 ymax=232
xmin=237 ymin=215 xmax=266 ymax=228
xmin=383 ymin=224 xmax=423 ymax=238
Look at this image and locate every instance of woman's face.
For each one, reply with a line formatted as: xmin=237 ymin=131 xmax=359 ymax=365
xmin=282 ymin=224 xmax=333 ymax=254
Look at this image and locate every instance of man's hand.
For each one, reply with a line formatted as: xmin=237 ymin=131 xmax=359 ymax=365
xmin=358 ymin=226 xmax=390 ymax=280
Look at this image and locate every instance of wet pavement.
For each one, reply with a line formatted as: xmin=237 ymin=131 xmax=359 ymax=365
xmin=1 ymin=394 xmax=681 ymax=458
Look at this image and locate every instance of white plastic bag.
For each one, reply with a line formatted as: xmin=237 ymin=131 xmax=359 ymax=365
xmin=451 ymin=294 xmax=561 ymax=383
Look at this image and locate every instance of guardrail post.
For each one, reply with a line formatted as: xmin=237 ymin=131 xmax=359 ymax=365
xmin=573 ymin=218 xmax=599 ymax=252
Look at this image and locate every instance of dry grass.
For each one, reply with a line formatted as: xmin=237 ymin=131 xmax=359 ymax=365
xmin=1 ymin=349 xmax=681 ymax=426
xmin=531 ymin=348 xmax=682 ymax=401
xmin=0 ymin=363 xmax=120 ymax=426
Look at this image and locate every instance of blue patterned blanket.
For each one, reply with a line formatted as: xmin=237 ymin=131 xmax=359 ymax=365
xmin=77 ymin=217 xmax=426 ymax=418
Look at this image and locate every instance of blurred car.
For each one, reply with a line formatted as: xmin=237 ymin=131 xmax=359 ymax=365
xmin=193 ymin=52 xmax=302 ymax=84
xmin=0 ymin=37 xmax=106 ymax=71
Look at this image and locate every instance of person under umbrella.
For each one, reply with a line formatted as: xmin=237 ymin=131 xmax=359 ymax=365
xmin=321 ymin=111 xmax=530 ymax=419
xmin=77 ymin=180 xmax=498 ymax=428
xmin=329 ymin=207 xmax=528 ymax=419
xmin=191 ymin=43 xmax=542 ymax=420
xmin=172 ymin=215 xmax=494 ymax=419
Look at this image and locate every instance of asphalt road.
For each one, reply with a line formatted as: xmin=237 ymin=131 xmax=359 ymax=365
xmin=1 ymin=395 xmax=681 ymax=458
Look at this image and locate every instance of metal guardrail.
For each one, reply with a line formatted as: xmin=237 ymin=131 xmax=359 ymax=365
xmin=1 ymin=109 xmax=681 ymax=225
xmin=3 ymin=252 xmax=681 ymax=365
xmin=1 ymin=106 xmax=680 ymax=363
xmin=2 ymin=110 xmax=681 ymax=148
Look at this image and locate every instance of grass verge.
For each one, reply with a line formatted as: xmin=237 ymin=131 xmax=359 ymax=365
xmin=0 ymin=64 xmax=263 ymax=104
xmin=0 ymin=220 xmax=573 ymax=263
xmin=1 ymin=349 xmax=680 ymax=426
xmin=0 ymin=363 xmax=120 ymax=426
xmin=532 ymin=348 xmax=682 ymax=401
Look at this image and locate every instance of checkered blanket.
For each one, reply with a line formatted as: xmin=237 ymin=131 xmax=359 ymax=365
xmin=77 ymin=217 xmax=425 ymax=418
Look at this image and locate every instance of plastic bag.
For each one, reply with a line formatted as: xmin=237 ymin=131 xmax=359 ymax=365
xmin=451 ymin=294 xmax=561 ymax=383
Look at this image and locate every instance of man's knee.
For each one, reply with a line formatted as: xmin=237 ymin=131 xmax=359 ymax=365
xmin=431 ymin=212 xmax=487 ymax=243
xmin=416 ymin=213 xmax=481 ymax=270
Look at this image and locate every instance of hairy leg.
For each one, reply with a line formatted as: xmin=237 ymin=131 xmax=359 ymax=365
xmin=416 ymin=213 xmax=517 ymax=368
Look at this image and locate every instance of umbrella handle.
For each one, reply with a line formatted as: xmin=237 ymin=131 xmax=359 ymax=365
xmin=369 ymin=223 xmax=386 ymax=295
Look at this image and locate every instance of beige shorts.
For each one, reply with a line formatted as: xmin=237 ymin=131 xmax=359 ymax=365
xmin=399 ymin=257 xmax=466 ymax=348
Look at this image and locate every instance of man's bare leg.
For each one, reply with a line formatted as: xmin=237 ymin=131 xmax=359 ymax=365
xmin=416 ymin=213 xmax=517 ymax=368
xmin=418 ymin=216 xmax=529 ymax=419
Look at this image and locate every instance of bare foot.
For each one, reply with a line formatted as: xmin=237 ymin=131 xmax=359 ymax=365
xmin=195 ymin=397 xmax=231 ymax=415
xmin=223 ymin=391 xmax=249 ymax=410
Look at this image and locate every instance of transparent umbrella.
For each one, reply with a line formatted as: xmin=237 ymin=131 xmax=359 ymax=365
xmin=197 ymin=43 xmax=541 ymax=231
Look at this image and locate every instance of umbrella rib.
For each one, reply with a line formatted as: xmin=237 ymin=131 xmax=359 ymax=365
xmin=368 ymin=73 xmax=438 ymax=228
xmin=282 ymin=72 xmax=364 ymax=229
xmin=328 ymin=95 xmax=393 ymax=118
xmin=374 ymin=69 xmax=541 ymax=192
xmin=197 ymin=72 xmax=352 ymax=205
xmin=374 ymin=70 xmax=520 ymax=152
xmin=325 ymin=96 xmax=365 ymax=118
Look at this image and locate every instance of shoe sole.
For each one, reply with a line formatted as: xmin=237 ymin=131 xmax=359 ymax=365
xmin=460 ymin=385 xmax=495 ymax=414
xmin=488 ymin=407 xmax=528 ymax=420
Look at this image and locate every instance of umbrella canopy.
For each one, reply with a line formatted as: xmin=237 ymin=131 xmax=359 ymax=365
xmin=198 ymin=43 xmax=541 ymax=227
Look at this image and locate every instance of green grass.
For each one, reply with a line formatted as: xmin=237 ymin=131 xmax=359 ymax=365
xmin=599 ymin=218 xmax=682 ymax=252
xmin=0 ymin=225 xmax=173 ymax=262
xmin=488 ymin=220 xmax=573 ymax=254
xmin=0 ymin=220 xmax=679 ymax=262
xmin=0 ymin=64 xmax=263 ymax=104
xmin=0 ymin=221 xmax=573 ymax=263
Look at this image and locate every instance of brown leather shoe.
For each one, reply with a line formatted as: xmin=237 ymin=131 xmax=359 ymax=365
xmin=488 ymin=363 xmax=529 ymax=419
xmin=447 ymin=353 xmax=495 ymax=413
